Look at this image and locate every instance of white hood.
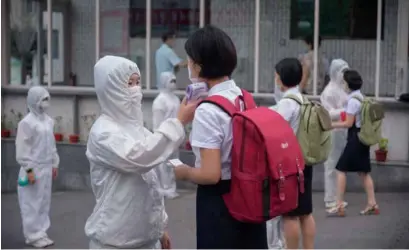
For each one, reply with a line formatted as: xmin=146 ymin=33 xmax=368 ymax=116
xmin=27 ymin=86 xmax=50 ymax=117
xmin=321 ymin=59 xmax=349 ymax=119
xmin=159 ymin=71 xmax=176 ymax=91
xmin=329 ymin=59 xmax=349 ymax=85
xmin=94 ymin=56 xmax=142 ymax=126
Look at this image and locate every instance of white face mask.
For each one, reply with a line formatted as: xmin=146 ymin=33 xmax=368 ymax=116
xmin=274 ymin=80 xmax=283 ymax=100
xmin=167 ymin=81 xmax=177 ymax=91
xmin=129 ymin=86 xmax=143 ymax=104
xmin=187 ymin=58 xmax=200 ymax=83
xmin=39 ymin=100 xmax=50 ymax=112
xmin=129 ymin=86 xmax=143 ymax=125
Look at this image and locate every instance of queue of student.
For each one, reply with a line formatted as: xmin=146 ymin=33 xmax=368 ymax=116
xmin=14 ymin=25 xmax=382 ymax=249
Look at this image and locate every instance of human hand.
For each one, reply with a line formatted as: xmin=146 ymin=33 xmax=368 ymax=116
xmin=173 ymin=165 xmax=189 ymax=180
xmin=52 ymin=168 xmax=58 ymax=180
xmin=340 ymin=111 xmax=346 ymax=122
xmin=27 ymin=172 xmax=36 ymax=184
xmin=177 ymin=97 xmax=199 ymax=126
xmin=160 ymin=231 xmax=171 ymax=249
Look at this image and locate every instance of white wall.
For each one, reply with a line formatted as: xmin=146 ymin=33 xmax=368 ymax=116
xmin=2 ymin=93 xmax=409 ymax=162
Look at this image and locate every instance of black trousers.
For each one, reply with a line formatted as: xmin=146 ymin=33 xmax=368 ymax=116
xmin=196 ymin=182 xmax=268 ymax=249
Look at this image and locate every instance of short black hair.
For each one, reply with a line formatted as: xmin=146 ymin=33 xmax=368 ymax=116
xmin=162 ymin=30 xmax=176 ymax=42
xmin=343 ymin=69 xmax=363 ymax=91
xmin=184 ymin=25 xmax=237 ymax=79
xmin=275 ymin=58 xmax=303 ymax=88
xmin=304 ymin=34 xmax=322 ymax=49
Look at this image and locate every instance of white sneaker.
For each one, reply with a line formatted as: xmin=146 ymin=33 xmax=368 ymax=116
xmin=325 ymin=201 xmax=348 ymax=209
xmin=43 ymin=237 xmax=54 ymax=246
xmin=31 ymin=238 xmax=52 ymax=248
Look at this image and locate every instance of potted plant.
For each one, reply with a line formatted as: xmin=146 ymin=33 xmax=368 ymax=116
xmin=9 ymin=109 xmax=24 ymax=136
xmin=69 ymin=134 xmax=80 ymax=143
xmin=82 ymin=114 xmax=97 ymax=141
xmin=54 ymin=116 xmax=64 ymax=142
xmin=375 ymin=138 xmax=388 ymax=162
xmin=1 ymin=115 xmax=11 ymax=138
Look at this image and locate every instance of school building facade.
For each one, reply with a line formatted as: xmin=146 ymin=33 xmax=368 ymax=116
xmin=1 ymin=0 xmax=409 ymax=170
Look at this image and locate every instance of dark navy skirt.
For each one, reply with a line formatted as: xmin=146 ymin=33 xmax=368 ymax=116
xmin=196 ymin=180 xmax=268 ymax=249
xmin=336 ymin=125 xmax=371 ymax=173
xmin=284 ymin=165 xmax=313 ymax=217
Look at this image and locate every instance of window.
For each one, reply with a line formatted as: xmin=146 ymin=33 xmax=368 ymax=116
xmin=129 ymin=0 xmax=210 ymax=38
xmin=290 ymin=0 xmax=385 ymax=39
xmin=25 ymin=0 xmax=34 ymax=13
xmin=42 ymin=30 xmax=59 ymax=59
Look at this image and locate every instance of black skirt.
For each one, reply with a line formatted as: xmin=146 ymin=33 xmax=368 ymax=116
xmin=336 ymin=125 xmax=371 ymax=173
xmin=196 ymin=181 xmax=268 ymax=249
xmin=284 ymin=165 xmax=313 ymax=217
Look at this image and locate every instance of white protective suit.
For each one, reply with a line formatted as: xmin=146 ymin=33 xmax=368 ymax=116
xmin=16 ymin=86 xmax=60 ymax=244
xmin=267 ymin=216 xmax=285 ymax=249
xmin=84 ymin=56 xmax=185 ymax=249
xmin=320 ymin=59 xmax=349 ymax=205
xmin=152 ymin=72 xmax=180 ymax=197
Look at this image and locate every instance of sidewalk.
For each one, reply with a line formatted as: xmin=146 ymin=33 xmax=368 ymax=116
xmin=2 ymin=191 xmax=409 ymax=249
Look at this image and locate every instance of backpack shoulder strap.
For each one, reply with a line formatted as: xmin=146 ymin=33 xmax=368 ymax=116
xmin=301 ymin=95 xmax=311 ymax=104
xmin=240 ymin=89 xmax=257 ymax=109
xmin=284 ymin=94 xmax=303 ymax=105
xmin=352 ymin=96 xmax=363 ymax=102
xmin=199 ymin=89 xmax=256 ymax=117
xmin=199 ymin=95 xmax=237 ymax=117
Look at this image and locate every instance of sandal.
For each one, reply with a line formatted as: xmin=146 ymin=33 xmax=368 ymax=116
xmin=326 ymin=204 xmax=346 ymax=217
xmin=360 ymin=204 xmax=380 ymax=215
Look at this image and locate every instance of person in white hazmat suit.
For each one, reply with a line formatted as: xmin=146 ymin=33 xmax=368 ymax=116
xmin=16 ymin=86 xmax=60 ymax=248
xmin=266 ymin=216 xmax=285 ymax=249
xmin=320 ymin=59 xmax=350 ymax=210
xmin=152 ymin=71 xmax=180 ymax=199
xmin=84 ymin=55 xmax=197 ymax=249
xmin=267 ymin=82 xmax=286 ymax=250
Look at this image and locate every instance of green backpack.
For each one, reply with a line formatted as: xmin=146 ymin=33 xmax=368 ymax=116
xmin=352 ymin=96 xmax=384 ymax=146
xmin=285 ymin=95 xmax=332 ymax=165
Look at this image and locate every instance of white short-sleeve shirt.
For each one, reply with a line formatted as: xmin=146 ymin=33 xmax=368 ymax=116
xmin=345 ymin=90 xmax=363 ymax=128
xmin=190 ymin=80 xmax=242 ymax=180
xmin=269 ymin=86 xmax=303 ymax=134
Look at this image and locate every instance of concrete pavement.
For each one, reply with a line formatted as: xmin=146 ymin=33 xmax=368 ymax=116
xmin=2 ymin=190 xmax=409 ymax=249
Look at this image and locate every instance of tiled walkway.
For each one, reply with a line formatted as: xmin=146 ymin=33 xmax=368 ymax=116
xmin=2 ymin=191 xmax=409 ymax=249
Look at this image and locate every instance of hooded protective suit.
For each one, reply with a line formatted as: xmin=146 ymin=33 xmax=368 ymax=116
xmin=85 ymin=56 xmax=185 ymax=249
xmin=16 ymin=86 xmax=59 ymax=244
xmin=152 ymin=72 xmax=180 ymax=197
xmin=320 ymin=59 xmax=349 ymax=205
xmin=267 ymin=216 xmax=285 ymax=249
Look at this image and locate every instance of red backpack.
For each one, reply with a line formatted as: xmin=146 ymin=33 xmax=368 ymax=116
xmin=200 ymin=89 xmax=305 ymax=223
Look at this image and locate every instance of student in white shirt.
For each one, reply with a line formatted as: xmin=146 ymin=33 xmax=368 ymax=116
xmin=173 ymin=25 xmax=268 ymax=249
xmin=331 ymin=70 xmax=379 ymax=216
xmin=271 ymin=58 xmax=316 ymax=250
